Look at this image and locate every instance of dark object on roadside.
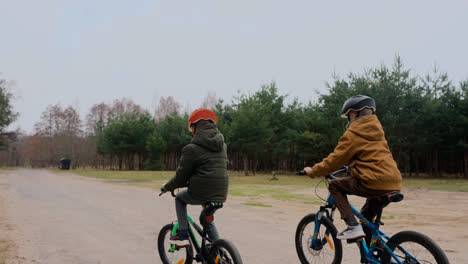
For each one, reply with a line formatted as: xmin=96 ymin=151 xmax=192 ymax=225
xmin=60 ymin=158 xmax=71 ymax=170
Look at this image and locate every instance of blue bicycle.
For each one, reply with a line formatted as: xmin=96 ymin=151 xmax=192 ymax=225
xmin=295 ymin=167 xmax=449 ymax=264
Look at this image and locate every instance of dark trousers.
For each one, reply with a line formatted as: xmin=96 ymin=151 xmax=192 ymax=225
xmin=175 ymin=190 xmax=220 ymax=241
xmin=328 ymin=176 xmax=396 ymax=241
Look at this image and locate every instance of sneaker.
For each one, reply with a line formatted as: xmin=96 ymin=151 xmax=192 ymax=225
xmin=336 ymin=224 xmax=365 ymax=240
xmin=170 ymin=232 xmax=190 ymax=247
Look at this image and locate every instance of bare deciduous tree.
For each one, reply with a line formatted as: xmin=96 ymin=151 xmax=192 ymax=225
xmin=200 ymin=91 xmax=218 ymax=110
xmin=154 ymin=96 xmax=181 ymax=121
xmin=31 ymin=103 xmax=83 ymax=168
xmin=109 ymin=98 xmax=143 ymax=119
xmin=86 ymin=103 xmax=110 ymax=135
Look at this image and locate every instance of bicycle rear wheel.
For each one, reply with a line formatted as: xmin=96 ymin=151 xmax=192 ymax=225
xmin=209 ymin=239 xmax=243 ymax=264
xmin=381 ymin=230 xmax=449 ymax=264
xmin=157 ymin=223 xmax=194 ymax=264
xmin=295 ymin=213 xmax=342 ymax=264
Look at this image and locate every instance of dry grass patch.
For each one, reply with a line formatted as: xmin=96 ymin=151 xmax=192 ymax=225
xmin=0 ymin=240 xmax=11 ymax=264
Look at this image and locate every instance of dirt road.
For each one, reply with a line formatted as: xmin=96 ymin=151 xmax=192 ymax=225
xmin=0 ymin=169 xmax=466 ymax=263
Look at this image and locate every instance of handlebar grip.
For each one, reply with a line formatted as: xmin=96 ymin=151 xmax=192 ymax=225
xmin=158 ymin=190 xmax=178 ymax=197
xmin=296 ymin=171 xmax=307 ymax=176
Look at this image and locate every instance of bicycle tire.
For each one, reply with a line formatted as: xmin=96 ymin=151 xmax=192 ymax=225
xmin=157 ymin=223 xmax=194 ymax=264
xmin=209 ymin=239 xmax=243 ymax=264
xmin=381 ymin=230 xmax=449 ymax=264
xmin=295 ymin=213 xmax=343 ymax=264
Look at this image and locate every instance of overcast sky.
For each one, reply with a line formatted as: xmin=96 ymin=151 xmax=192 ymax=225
xmin=1 ymin=0 xmax=467 ymax=133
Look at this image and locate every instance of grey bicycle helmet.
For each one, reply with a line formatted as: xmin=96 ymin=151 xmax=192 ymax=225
xmin=340 ymin=95 xmax=376 ymax=118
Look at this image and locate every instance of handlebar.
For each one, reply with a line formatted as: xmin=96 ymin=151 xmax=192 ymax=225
xmin=296 ymin=166 xmax=349 ymax=179
xmin=325 ymin=166 xmax=348 ymax=180
xmin=159 ymin=190 xmax=176 ymax=197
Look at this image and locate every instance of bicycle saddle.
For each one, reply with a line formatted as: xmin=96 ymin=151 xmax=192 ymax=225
xmin=381 ymin=192 xmax=404 ymax=207
xmin=200 ymin=202 xmax=223 ymax=226
xmin=204 ymin=202 xmax=223 ymax=211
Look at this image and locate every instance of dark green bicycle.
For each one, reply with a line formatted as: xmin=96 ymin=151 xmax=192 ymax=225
xmin=157 ymin=191 xmax=243 ymax=264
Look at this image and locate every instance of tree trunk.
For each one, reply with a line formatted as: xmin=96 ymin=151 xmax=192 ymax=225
xmin=169 ymin=151 xmax=173 ymax=170
xmin=128 ymin=153 xmax=135 ymax=170
xmin=243 ymin=152 xmax=249 ymax=176
xmin=395 ymin=144 xmax=402 ymax=166
xmin=427 ymin=152 xmax=432 ymax=176
xmin=464 ymin=150 xmax=468 ymax=179
xmin=253 ymin=158 xmax=258 ymax=175
xmin=118 ymin=156 xmax=123 ymax=170
xmin=109 ymin=153 xmax=113 ymax=170
xmin=415 ymin=156 xmax=419 ymax=177
xmin=409 ymin=152 xmax=412 ymax=177
xmin=138 ymin=153 xmax=145 ymax=170
xmin=290 ymin=143 xmax=296 ymax=172
xmin=171 ymin=151 xmax=176 ymax=170
xmin=433 ymin=149 xmax=439 ymax=177
xmin=404 ymin=153 xmax=410 ymax=177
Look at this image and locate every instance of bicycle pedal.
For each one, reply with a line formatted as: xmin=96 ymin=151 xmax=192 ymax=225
xmin=173 ymin=244 xmax=189 ymax=250
xmin=194 ymin=254 xmax=203 ymax=262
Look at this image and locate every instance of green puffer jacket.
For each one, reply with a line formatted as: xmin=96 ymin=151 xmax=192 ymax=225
xmin=163 ymin=123 xmax=229 ymax=202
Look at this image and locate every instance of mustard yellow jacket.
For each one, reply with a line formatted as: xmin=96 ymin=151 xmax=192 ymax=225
xmin=307 ymin=115 xmax=402 ymax=191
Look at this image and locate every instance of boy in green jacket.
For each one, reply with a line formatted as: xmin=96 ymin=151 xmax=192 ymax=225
xmin=161 ymin=109 xmax=229 ymax=247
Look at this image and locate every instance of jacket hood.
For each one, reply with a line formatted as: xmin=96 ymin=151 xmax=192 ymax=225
xmin=191 ymin=123 xmax=225 ymax=152
xmin=347 ymin=115 xmax=384 ymax=141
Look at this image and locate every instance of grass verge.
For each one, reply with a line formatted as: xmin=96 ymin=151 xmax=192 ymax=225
xmin=0 ymin=240 xmax=12 ymax=264
xmin=61 ymin=169 xmax=173 ymax=181
xmin=0 ymin=167 xmax=19 ymax=172
xmin=59 ymin=170 xmax=326 ymax=202
xmin=57 ymin=169 xmax=468 ymax=204
xmin=403 ymin=178 xmax=468 ymax=192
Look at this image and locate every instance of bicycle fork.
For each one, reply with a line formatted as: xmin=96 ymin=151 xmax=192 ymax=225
xmin=311 ymin=207 xmax=335 ymax=251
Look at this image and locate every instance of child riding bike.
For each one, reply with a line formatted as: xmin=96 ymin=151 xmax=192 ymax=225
xmin=160 ymin=108 xmax=229 ymax=247
xmin=303 ymin=95 xmax=402 ymax=241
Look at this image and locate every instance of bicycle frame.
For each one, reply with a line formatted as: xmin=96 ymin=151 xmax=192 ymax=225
xmin=169 ymin=213 xmax=215 ymax=263
xmin=313 ymin=192 xmax=418 ymax=264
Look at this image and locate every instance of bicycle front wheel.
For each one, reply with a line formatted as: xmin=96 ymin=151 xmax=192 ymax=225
xmin=209 ymin=239 xmax=243 ymax=264
xmin=381 ymin=230 xmax=449 ymax=264
xmin=295 ymin=213 xmax=343 ymax=264
xmin=157 ymin=223 xmax=194 ymax=264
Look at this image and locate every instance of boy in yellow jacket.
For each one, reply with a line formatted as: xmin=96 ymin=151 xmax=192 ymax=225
xmin=304 ymin=95 xmax=402 ymax=240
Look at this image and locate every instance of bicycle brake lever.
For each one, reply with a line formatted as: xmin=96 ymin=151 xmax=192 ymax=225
xmin=296 ymin=171 xmax=307 ymax=176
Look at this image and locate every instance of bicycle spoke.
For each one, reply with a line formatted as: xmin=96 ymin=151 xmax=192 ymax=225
xmin=213 ymin=249 xmax=234 ymax=264
xmin=159 ymin=225 xmax=191 ymax=264
xmin=393 ymin=242 xmax=437 ymax=264
xmin=303 ymin=222 xmax=335 ymax=263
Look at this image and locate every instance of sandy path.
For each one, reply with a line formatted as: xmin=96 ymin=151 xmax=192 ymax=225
xmin=0 ymin=169 xmax=466 ymax=263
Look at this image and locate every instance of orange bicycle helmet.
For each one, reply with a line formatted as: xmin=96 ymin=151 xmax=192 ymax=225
xmin=187 ymin=108 xmax=217 ymax=132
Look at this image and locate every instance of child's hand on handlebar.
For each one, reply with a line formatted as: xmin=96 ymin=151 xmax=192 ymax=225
xmin=297 ymin=167 xmax=313 ymax=177
xmin=159 ymin=186 xmax=166 ymax=196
